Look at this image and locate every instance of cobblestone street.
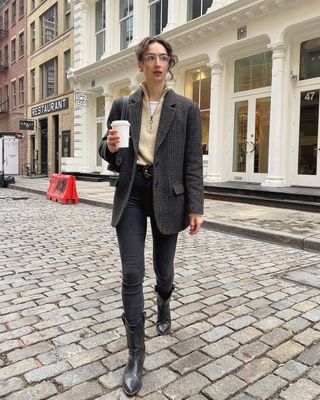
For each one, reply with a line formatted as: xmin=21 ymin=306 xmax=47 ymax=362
xmin=2 ymin=188 xmax=320 ymax=399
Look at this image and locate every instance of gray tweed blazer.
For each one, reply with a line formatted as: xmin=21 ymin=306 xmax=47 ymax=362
xmin=99 ymin=88 xmax=204 ymax=235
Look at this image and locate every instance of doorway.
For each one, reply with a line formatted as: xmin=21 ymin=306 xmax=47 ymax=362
xmin=293 ymin=88 xmax=320 ymax=186
xmin=232 ymin=95 xmax=271 ymax=182
xmin=53 ymin=115 xmax=59 ymax=173
xmin=40 ymin=119 xmax=48 ymax=175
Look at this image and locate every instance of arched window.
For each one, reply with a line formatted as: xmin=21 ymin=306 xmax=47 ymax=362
xmin=234 ymin=52 xmax=272 ymax=92
xmin=300 ymin=37 xmax=320 ymax=81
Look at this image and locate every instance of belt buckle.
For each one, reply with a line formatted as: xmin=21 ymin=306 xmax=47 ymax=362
xmin=143 ymin=165 xmax=152 ymax=178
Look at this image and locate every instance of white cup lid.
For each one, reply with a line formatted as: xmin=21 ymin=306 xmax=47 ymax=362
xmin=111 ymin=120 xmax=130 ymax=126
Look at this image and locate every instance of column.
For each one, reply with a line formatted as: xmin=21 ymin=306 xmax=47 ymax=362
xmin=79 ymin=0 xmax=90 ymax=67
xmin=131 ymin=0 xmax=148 ymax=46
xmin=101 ymin=93 xmax=114 ymax=175
xmin=205 ymin=61 xmax=224 ymax=183
xmin=78 ymin=101 xmax=91 ymax=173
xmin=262 ymin=41 xmax=288 ymax=187
xmin=102 ymin=0 xmax=115 ymax=57
xmin=162 ymin=0 xmax=179 ymax=32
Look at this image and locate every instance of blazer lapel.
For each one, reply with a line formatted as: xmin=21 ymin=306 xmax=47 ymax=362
xmin=155 ymin=89 xmax=177 ymax=152
xmin=128 ymin=90 xmax=143 ymax=155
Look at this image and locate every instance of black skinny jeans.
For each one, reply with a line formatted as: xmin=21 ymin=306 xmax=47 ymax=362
xmin=116 ymin=169 xmax=178 ymax=326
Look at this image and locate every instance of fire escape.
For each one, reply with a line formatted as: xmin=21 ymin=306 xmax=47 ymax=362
xmin=0 ymin=96 xmax=8 ymax=114
xmin=0 ymin=55 xmax=8 ymax=72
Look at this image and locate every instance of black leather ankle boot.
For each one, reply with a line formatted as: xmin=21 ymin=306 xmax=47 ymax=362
xmin=155 ymin=285 xmax=174 ymax=335
xmin=122 ymin=312 xmax=145 ymax=396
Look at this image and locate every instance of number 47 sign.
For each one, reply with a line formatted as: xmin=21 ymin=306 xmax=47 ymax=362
xmin=304 ymin=91 xmax=319 ymax=101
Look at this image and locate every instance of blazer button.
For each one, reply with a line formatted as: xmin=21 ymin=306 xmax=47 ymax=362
xmin=155 ymin=162 xmax=159 ymax=167
xmin=155 ymin=182 xmax=159 ymax=188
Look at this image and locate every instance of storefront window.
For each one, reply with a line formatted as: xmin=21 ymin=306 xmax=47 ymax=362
xmin=185 ymin=65 xmax=211 ymax=154
xmin=119 ymin=87 xmax=130 ymax=96
xmin=234 ymin=52 xmax=272 ymax=92
xmin=96 ymin=96 xmax=105 ymax=118
xmin=62 ymin=130 xmax=71 ymax=157
xmin=298 ymin=90 xmax=319 ymax=175
xmin=96 ymin=122 xmax=103 ymax=167
xmin=300 ymin=37 xmax=320 ymax=81
xmin=254 ymin=97 xmax=270 ymax=173
xmin=233 ymin=101 xmax=248 ymax=172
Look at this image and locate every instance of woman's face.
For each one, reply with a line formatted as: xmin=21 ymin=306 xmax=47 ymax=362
xmin=138 ymin=42 xmax=170 ymax=84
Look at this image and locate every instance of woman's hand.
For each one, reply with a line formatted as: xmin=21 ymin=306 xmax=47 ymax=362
xmin=189 ymin=213 xmax=203 ymax=236
xmin=107 ymin=129 xmax=120 ymax=153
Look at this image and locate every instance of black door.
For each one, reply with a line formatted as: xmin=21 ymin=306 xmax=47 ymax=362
xmin=40 ymin=119 xmax=48 ymax=175
xmin=53 ymin=115 xmax=59 ymax=173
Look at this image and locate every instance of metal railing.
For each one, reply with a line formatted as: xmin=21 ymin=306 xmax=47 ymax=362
xmin=21 ymin=162 xmax=48 ymax=178
xmin=0 ymin=28 xmax=8 ymax=40
xmin=0 ymin=56 xmax=8 ymax=70
xmin=0 ymin=96 xmax=8 ymax=112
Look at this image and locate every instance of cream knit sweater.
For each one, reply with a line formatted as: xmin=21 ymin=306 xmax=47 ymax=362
xmin=137 ymin=82 xmax=169 ymax=166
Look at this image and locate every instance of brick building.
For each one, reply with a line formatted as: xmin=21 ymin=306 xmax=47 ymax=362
xmin=0 ymin=0 xmax=27 ymax=173
xmin=26 ymin=0 xmax=74 ymax=176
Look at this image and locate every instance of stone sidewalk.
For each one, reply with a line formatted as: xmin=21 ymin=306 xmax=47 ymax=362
xmin=10 ymin=176 xmax=320 ymax=253
xmin=2 ymin=188 xmax=320 ymax=399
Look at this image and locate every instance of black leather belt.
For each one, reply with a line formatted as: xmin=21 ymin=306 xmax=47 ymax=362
xmin=136 ymin=164 xmax=153 ymax=178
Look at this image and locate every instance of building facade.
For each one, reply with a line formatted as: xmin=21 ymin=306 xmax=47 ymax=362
xmin=0 ymin=0 xmax=27 ymax=173
xmin=26 ymin=0 xmax=74 ymax=176
xmin=65 ymin=0 xmax=320 ymax=188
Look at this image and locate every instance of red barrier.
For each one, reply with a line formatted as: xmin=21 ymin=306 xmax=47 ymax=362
xmin=46 ymin=174 xmax=79 ymax=204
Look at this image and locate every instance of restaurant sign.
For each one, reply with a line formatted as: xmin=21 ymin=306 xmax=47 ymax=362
xmin=31 ymin=98 xmax=69 ymax=117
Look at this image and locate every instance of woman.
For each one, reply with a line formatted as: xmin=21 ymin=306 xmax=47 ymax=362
xmin=99 ymin=36 xmax=204 ymax=396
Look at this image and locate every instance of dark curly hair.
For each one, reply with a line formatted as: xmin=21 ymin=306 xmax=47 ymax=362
xmin=135 ymin=36 xmax=178 ymax=80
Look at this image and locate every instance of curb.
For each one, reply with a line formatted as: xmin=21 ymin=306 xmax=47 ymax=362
xmin=10 ymin=184 xmax=114 ymax=211
xmin=10 ymin=184 xmax=320 ymax=253
xmin=203 ymin=220 xmax=304 ymax=249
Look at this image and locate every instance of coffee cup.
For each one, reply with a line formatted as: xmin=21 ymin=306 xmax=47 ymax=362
xmin=111 ymin=120 xmax=130 ymax=148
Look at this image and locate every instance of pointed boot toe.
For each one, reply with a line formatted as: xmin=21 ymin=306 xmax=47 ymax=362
xmin=156 ymin=320 xmax=171 ymax=335
xmin=122 ymin=313 xmax=145 ymax=396
xmin=123 ymin=366 xmax=143 ymax=396
xmin=155 ymin=285 xmax=174 ymax=336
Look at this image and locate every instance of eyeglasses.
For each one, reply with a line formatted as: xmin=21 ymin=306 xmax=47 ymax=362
xmin=143 ymin=53 xmax=170 ymax=64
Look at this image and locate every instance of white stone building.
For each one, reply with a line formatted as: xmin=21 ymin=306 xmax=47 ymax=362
xmin=63 ymin=0 xmax=320 ymax=188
